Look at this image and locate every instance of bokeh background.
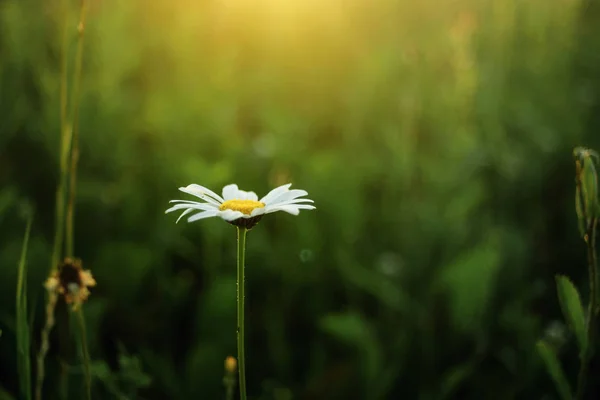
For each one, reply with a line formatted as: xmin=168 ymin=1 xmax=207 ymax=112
xmin=1 ymin=0 xmax=600 ymax=399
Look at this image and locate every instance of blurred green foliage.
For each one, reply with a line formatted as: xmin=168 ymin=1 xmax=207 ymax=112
xmin=1 ymin=0 xmax=600 ymax=398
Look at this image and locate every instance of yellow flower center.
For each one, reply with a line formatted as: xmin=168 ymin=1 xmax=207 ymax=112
xmin=219 ymin=199 xmax=265 ymax=215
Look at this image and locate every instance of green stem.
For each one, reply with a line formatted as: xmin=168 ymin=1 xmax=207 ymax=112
xmin=66 ymin=0 xmax=89 ymax=258
xmin=224 ymin=374 xmax=235 ymax=400
xmin=237 ymin=227 xmax=248 ymax=400
xmin=59 ymin=359 xmax=69 ymax=400
xmin=35 ymin=293 xmax=58 ymax=400
xmin=576 ymin=218 xmax=598 ymax=400
xmin=36 ymin=1 xmax=73 ymax=396
xmin=76 ymin=309 xmax=92 ymax=400
xmin=51 ymin=0 xmax=72 ymax=276
xmin=65 ymin=131 xmax=79 ymax=258
xmin=16 ymin=215 xmax=33 ymax=400
xmin=226 ymin=383 xmax=235 ymax=400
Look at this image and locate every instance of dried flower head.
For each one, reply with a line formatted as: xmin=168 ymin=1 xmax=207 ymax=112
xmin=45 ymin=257 xmax=96 ymax=310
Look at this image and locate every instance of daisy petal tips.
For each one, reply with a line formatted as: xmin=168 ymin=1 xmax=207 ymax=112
xmin=166 ymin=183 xmax=315 ymax=229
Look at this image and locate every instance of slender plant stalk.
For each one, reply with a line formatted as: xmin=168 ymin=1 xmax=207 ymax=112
xmin=576 ymin=218 xmax=599 ymax=400
xmin=68 ymin=4 xmax=91 ymax=398
xmin=35 ymin=292 xmax=59 ymax=400
xmin=237 ymin=227 xmax=248 ymax=400
xmin=225 ymin=380 xmax=235 ymax=400
xmin=76 ymin=309 xmax=92 ymax=400
xmin=66 ymin=133 xmax=79 ymax=257
xmin=63 ymin=2 xmax=90 ymax=397
xmin=66 ymin=0 xmax=89 ymax=257
xmin=52 ymin=0 xmax=72 ymax=276
xmin=37 ymin=1 xmax=90 ymax=398
xmin=223 ymin=360 xmax=236 ymax=400
xmin=17 ymin=214 xmax=33 ymax=400
xmin=59 ymin=359 xmax=70 ymax=400
xmin=35 ymin=2 xmax=72 ymax=398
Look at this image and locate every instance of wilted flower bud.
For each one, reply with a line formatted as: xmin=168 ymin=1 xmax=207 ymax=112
xmin=224 ymin=356 xmax=237 ymax=374
xmin=223 ymin=356 xmax=237 ymax=397
xmin=574 ymin=147 xmax=600 ymax=238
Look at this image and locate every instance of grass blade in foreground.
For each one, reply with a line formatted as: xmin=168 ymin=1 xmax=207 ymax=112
xmin=16 ymin=213 xmax=33 ymax=400
xmin=555 ymin=275 xmax=587 ymax=356
xmin=536 ymin=340 xmax=573 ymax=400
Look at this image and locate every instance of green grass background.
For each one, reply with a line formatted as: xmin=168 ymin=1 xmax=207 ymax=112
xmin=1 ymin=0 xmax=600 ymax=398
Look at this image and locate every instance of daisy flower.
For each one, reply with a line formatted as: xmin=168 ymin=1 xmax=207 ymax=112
xmin=166 ymin=182 xmax=314 ymax=400
xmin=165 ymin=183 xmax=315 ymax=229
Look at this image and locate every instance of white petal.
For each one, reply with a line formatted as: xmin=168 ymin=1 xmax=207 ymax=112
xmin=272 ymin=198 xmax=314 ymax=206
xmin=260 ymin=183 xmax=292 ymax=204
xmin=265 ymin=205 xmax=301 ymax=215
xmin=187 ymin=210 xmax=219 ymax=222
xmin=222 ymin=184 xmax=239 ymax=201
xmin=250 ymin=207 xmax=267 ymax=217
xmin=179 ymin=186 xmax=222 ymax=206
xmin=217 ymin=209 xmax=245 ymax=221
xmin=265 ymin=204 xmax=316 ymax=215
xmin=179 ymin=184 xmax=224 ymax=203
xmin=169 ymin=199 xmax=216 ymax=204
xmin=236 ymin=190 xmax=259 ymax=201
xmin=169 ymin=200 xmax=196 ymax=204
xmin=295 ymin=204 xmax=316 ymax=210
xmin=266 ymin=189 xmax=309 ymax=206
xmin=176 ymin=208 xmax=196 ymax=223
xmin=166 ymin=202 xmax=217 ymax=214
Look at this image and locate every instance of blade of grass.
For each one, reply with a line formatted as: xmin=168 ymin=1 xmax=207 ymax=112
xmin=537 ymin=340 xmax=573 ymax=400
xmin=16 ymin=212 xmax=33 ymax=400
xmin=555 ymin=275 xmax=587 ymax=356
xmin=65 ymin=0 xmax=89 ymax=258
xmin=35 ymin=0 xmax=72 ymax=398
xmin=64 ymin=2 xmax=90 ymax=397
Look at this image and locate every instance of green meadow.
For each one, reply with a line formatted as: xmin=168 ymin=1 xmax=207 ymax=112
xmin=1 ymin=0 xmax=600 ymax=399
